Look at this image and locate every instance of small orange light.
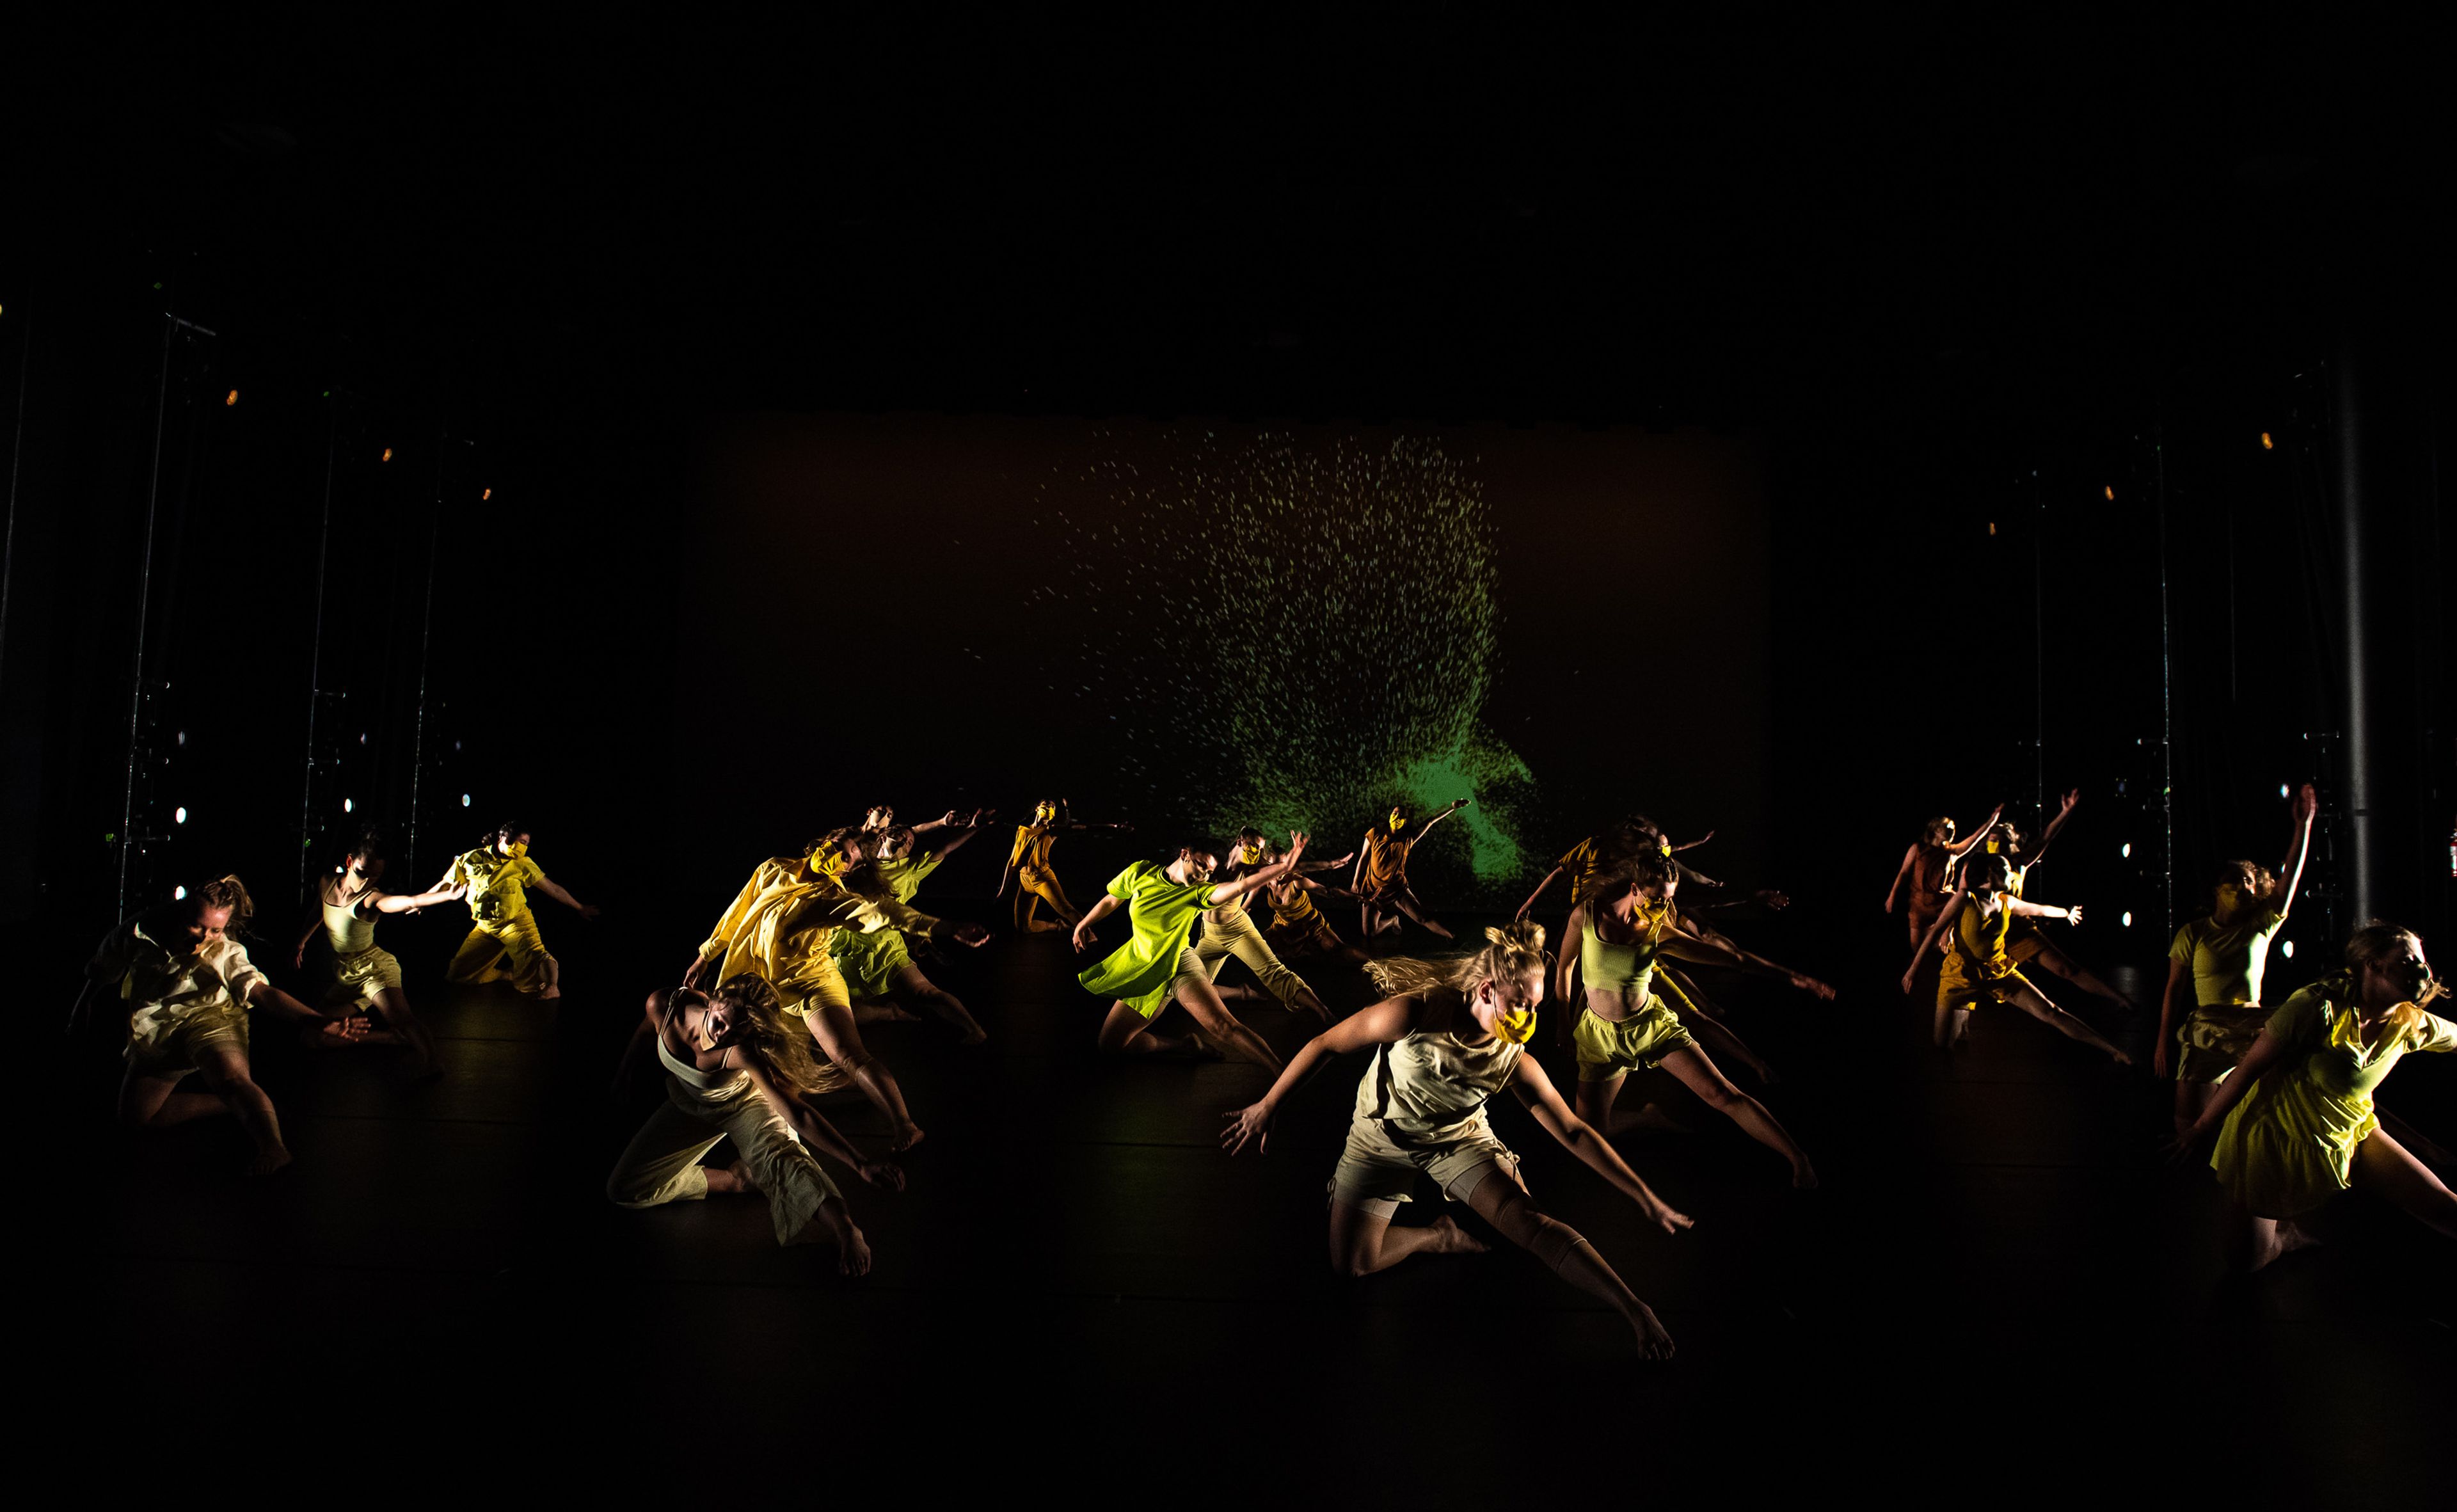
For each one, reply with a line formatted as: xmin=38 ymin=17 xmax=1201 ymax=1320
xmin=2104 ymin=485 xmax=2115 ymax=500
xmin=225 ymin=390 xmax=238 ymax=406
xmin=1987 ymin=522 xmax=1997 ymax=536
xmin=2260 ymin=432 xmax=2273 ymax=449
xmin=481 ymin=488 xmax=492 ymax=501
xmin=381 ymin=447 xmax=393 ymax=463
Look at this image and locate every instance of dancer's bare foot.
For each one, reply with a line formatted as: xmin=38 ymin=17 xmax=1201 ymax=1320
xmin=538 ymin=985 xmax=562 ymax=1002
xmin=247 ymin=1145 xmax=294 ymax=1178
xmin=891 ymin=1122 xmax=926 ymax=1153
xmin=2109 ymin=1047 xmax=2136 ymax=1068
xmin=1422 ymin=1215 xmax=1489 ymax=1256
xmin=1791 ymin=1160 xmax=1820 ymax=1190
xmin=1628 ymin=1305 xmax=1678 ymax=1359
xmin=958 ymin=1027 xmax=990 ymax=1047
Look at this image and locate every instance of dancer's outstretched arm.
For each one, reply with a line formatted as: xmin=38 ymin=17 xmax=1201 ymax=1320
xmin=1069 ymin=893 xmax=1125 ymax=951
xmin=530 ymin=872 xmax=600 ymax=918
xmin=1948 ymin=804 xmax=2003 ymax=861
xmin=1221 ymin=994 xmax=1419 ymax=1155
xmin=2031 ymin=789 xmax=2081 ymax=865
xmin=1884 ymin=843 xmax=1920 ymax=914
xmin=1509 ymin=1056 xmax=1692 ymax=1234
xmin=1408 ymin=797 xmax=1471 ymax=844
xmin=1207 ymin=832 xmax=1310 ymax=907
xmin=2272 ymin=783 xmax=2318 ymax=918
xmin=1555 ymin=902 xmax=1591 ymax=1004
xmin=1663 ymin=919 xmax=1834 ymax=999
xmin=1518 ymin=863 xmax=1566 ymax=921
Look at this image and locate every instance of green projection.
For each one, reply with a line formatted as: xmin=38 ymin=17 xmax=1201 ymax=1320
xmin=1040 ymin=430 xmax=1532 ymax=895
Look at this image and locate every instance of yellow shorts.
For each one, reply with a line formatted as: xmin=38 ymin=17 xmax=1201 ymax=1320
xmin=1330 ymin=1114 xmax=1522 ymax=1218
xmin=1264 ymin=914 xmax=1343 ymax=957
xmin=2005 ymin=928 xmax=2046 ymax=965
xmin=1938 ymin=967 xmax=2032 ymax=1013
xmin=2176 ymin=1003 xmax=2268 ymax=1084
xmin=447 ymin=911 xmax=553 ymax=992
xmin=1571 ymin=1000 xmax=1696 ymax=1079
xmin=325 ymin=946 xmax=404 ymax=1010
xmin=125 ymin=1003 xmax=251 ymax=1080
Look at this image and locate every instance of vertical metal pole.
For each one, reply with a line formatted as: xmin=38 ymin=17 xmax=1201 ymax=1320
xmin=0 ymin=310 xmax=30 ymax=688
xmin=298 ymin=404 xmax=338 ymax=902
xmin=2334 ymin=343 xmax=2376 ymax=925
xmin=2033 ymin=481 xmax=2046 ymax=822
xmin=2155 ymin=419 xmax=2174 ymax=937
xmin=407 ymin=434 xmax=443 ymax=881
xmin=119 ymin=317 xmax=177 ymax=919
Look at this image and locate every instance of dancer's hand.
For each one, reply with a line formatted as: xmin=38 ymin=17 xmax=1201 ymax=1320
xmin=1900 ymin=969 xmax=1919 ymax=996
xmin=1792 ymin=973 xmax=1836 ymax=1001
xmin=938 ymin=810 xmax=958 ymax=826
xmin=681 ymin=955 xmax=715 ymax=991
xmin=316 ymin=1014 xmax=370 ymax=1044
xmin=1285 ymin=829 xmax=1310 ymax=861
xmin=2152 ymin=1040 xmax=2172 ymax=1079
xmin=2059 ymin=788 xmax=2081 ymax=816
xmin=1220 ymin=1101 xmax=1275 ymax=1156
xmin=294 ymin=943 xmax=308 ymax=969
xmin=1644 ymin=1197 xmax=1695 ymax=1236
xmin=2161 ymin=1124 xmax=2212 ymax=1166
xmin=2064 ymin=905 xmax=2084 ymax=926
xmin=576 ymin=903 xmax=602 ymax=919
xmin=858 ymin=1159 xmax=905 ymax=1191
xmin=1071 ymin=921 xmax=1098 ymax=953
xmin=1755 ymin=889 xmax=1790 ymax=911
xmin=2291 ymin=782 xmax=2317 ymax=823
xmin=948 ymin=922 xmax=991 ymax=948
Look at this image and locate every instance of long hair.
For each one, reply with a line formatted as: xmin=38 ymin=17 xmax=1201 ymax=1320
xmin=1921 ymin=815 xmax=1955 ymax=846
xmin=1366 ymin=918 xmax=1550 ymax=998
xmin=195 ymin=873 xmax=255 ymax=935
xmin=2323 ymin=920 xmax=2445 ymax=1033
xmin=709 ymin=975 xmax=835 ymax=1095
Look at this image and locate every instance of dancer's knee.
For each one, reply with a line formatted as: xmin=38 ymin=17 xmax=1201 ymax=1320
xmin=1527 ymin=1213 xmax=1590 ymax=1273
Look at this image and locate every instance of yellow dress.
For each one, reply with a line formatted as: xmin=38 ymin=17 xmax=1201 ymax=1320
xmin=699 ymin=857 xmax=939 ymax=1021
xmin=2211 ymin=984 xmax=2457 ymax=1218
xmin=1262 ymin=875 xmax=1342 ymax=953
xmin=1360 ymin=831 xmax=1412 ymax=899
xmin=444 ymin=847 xmax=553 ymax=991
xmin=1937 ymin=893 xmax=2029 ymax=1011
xmin=2168 ymin=909 xmax=2289 ymax=1083
xmin=1010 ymin=824 xmax=1076 ymax=928
xmin=829 ymin=852 xmax=944 ymax=998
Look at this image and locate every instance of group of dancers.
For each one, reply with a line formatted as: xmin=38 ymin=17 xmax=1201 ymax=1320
xmin=1888 ymin=784 xmax=2454 ymax=1270
xmin=84 ymin=781 xmax=2452 ymax=1349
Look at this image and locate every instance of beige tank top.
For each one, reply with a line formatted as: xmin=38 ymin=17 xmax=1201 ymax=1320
xmin=322 ymin=886 xmax=378 ymax=955
xmin=1352 ymin=991 xmax=1522 ymax=1147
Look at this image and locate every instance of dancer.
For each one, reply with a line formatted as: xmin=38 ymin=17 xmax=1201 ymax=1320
xmin=1355 ymin=797 xmax=1470 ymax=941
xmin=439 ymin=820 xmax=598 ymax=1001
xmin=2170 ymin=922 xmax=2454 ymax=1270
xmin=1220 ymin=920 xmax=1692 ymax=1357
xmin=1000 ymin=798 xmax=1130 ymax=932
xmin=606 ymin=975 xmax=898 ymax=1273
xmin=1074 ymin=833 xmax=1314 ymax=1069
xmin=1515 ymin=815 xmax=1715 ymax=923
xmin=1906 ymin=850 xmax=2130 ymax=1065
xmin=692 ymin=830 xmax=990 ymax=1152
xmin=1194 ymin=831 xmax=1351 ymax=1020
xmin=1985 ymin=792 xmax=2135 ymax=1010
xmin=831 ymin=818 xmax=992 ymax=1045
xmin=1562 ymin=852 xmax=1829 ymax=1186
xmin=91 ymin=875 xmax=364 ymax=1175
xmin=292 ymin=832 xmax=463 ymax=1077
xmin=862 ymin=805 xmax=971 ymax=839
xmin=1885 ymin=803 xmax=2001 ymax=950
xmin=2158 ymin=784 xmax=2317 ymax=1134
xmin=1259 ymin=855 xmax=1366 ymax=964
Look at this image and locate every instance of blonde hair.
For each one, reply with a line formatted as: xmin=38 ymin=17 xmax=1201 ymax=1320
xmin=195 ymin=874 xmax=255 ymax=934
xmin=1365 ymin=918 xmax=1550 ymax=998
xmin=708 ymin=975 xmax=835 ymax=1095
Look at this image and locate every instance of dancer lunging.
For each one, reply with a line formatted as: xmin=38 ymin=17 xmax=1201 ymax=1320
xmin=1907 ymin=852 xmax=2129 ymax=1065
xmin=1355 ymin=797 xmax=1470 ymax=940
xmin=1221 ymin=919 xmax=1692 ymax=1357
xmin=1000 ymin=798 xmax=1129 ymax=932
xmin=440 ymin=820 xmax=598 ymax=1001
xmin=832 ymin=819 xmax=992 ymax=1045
xmin=1885 ymin=803 xmax=2001 ymax=950
xmin=293 ymin=832 xmax=461 ymax=1077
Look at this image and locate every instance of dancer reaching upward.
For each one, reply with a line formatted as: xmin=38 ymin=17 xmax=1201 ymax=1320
xmin=1356 ymin=797 xmax=1470 ymax=941
xmin=607 ymin=975 xmax=898 ymax=1272
xmin=2170 ymin=921 xmax=2454 ymax=1270
xmin=439 ymin=820 xmax=598 ymax=1001
xmin=1562 ymin=852 xmax=1830 ymax=1186
xmin=93 ymin=874 xmax=365 ymax=1176
xmin=1220 ymin=919 xmax=1692 ymax=1358
xmin=1193 ymin=831 xmax=1351 ymax=1021
xmin=2158 ymin=784 xmax=2318 ymax=1136
xmin=1074 ymin=833 xmax=1314 ymax=1069
xmin=1515 ymin=815 xmax=1715 ymax=923
xmin=692 ymin=829 xmax=990 ymax=1151
xmin=1907 ymin=851 xmax=2129 ymax=1065
xmin=1253 ymin=835 xmax=1367 ymax=964
xmin=1001 ymin=798 xmax=1130 ymax=932
xmin=832 ymin=818 xmax=993 ymax=1045
xmin=292 ymin=832 xmax=461 ymax=1078
xmin=1984 ymin=792 xmax=2136 ymax=1011
xmin=1886 ymin=803 xmax=2001 ymax=950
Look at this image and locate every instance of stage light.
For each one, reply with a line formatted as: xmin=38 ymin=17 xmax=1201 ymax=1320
xmin=2104 ymin=485 xmax=2115 ymax=500
xmin=225 ymin=390 xmax=238 ymax=406
xmin=1987 ymin=522 xmax=1996 ymax=536
xmin=461 ymin=793 xmax=471 ymax=807
xmin=174 ymin=806 xmax=187 ymax=824
xmin=2261 ymin=432 xmax=2274 ymax=450
xmin=2122 ymin=911 xmax=2133 ymax=927
xmin=344 ymin=797 xmax=354 ymax=814
xmin=381 ymin=447 xmax=393 ymax=463
xmin=2282 ymin=939 xmax=2296 ymax=959
xmin=482 ymin=488 xmax=492 ymax=500
xmin=2121 ymin=842 xmax=2131 ymax=858
xmin=2279 ymin=783 xmax=2289 ymax=799
xmin=174 ymin=886 xmax=187 ymax=900
xmin=177 ymin=730 xmax=187 ymax=746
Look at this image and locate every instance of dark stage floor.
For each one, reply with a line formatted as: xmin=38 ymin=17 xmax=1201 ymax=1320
xmin=62 ymin=903 xmax=2453 ymax=1502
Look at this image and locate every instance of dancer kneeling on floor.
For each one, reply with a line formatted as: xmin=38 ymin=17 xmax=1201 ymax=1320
xmin=607 ymin=974 xmax=900 ymax=1274
xmin=1220 ymin=920 xmax=1692 ymax=1358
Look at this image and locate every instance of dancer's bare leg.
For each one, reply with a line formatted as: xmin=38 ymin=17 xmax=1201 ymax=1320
xmin=1386 ymin=890 xmax=1453 ymax=941
xmin=2030 ymin=941 xmax=2139 ymax=1010
xmin=146 ymin=1042 xmax=292 ymax=1175
xmin=2173 ymin=1077 xmax=2219 ymax=1142
xmin=1172 ymin=976 xmax=1284 ymax=1072
xmin=1461 ymin=1166 xmax=1676 ymax=1358
xmin=889 ymin=962 xmax=987 ymax=1046
xmin=2353 ymin=1127 xmax=2457 ymax=1239
xmin=1934 ymin=1003 xmax=1973 ymax=1050
xmin=1097 ymin=1001 xmax=1209 ymax=1057
xmin=1328 ymin=1197 xmax=1487 ymax=1277
xmin=1660 ymin=1046 xmax=1817 ymax=1187
xmin=369 ymin=986 xmax=440 ymax=1076
xmin=117 ymin=1068 xmax=227 ymax=1131
xmin=1575 ymin=1067 xmax=1689 ymax=1134
xmin=805 ymin=1000 xmax=925 ymax=1151
xmin=2001 ymin=981 xmax=2131 ymax=1065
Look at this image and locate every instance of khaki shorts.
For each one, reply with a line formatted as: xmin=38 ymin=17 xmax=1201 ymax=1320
xmin=125 ymin=1003 xmax=251 ymax=1080
xmin=1571 ymin=999 xmax=1696 ymax=1080
xmin=1330 ymin=1114 xmax=1522 ymax=1218
xmin=326 ymin=946 xmax=404 ymax=1010
xmin=2176 ymin=1003 xmax=2268 ymax=1084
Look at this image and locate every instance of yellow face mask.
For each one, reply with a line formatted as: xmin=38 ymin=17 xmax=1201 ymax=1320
xmin=1488 ymin=1001 xmax=1539 ymax=1044
xmin=1984 ymin=838 xmax=2001 ymax=854
xmin=1034 ymin=802 xmax=1058 ymax=824
xmin=1388 ymin=809 xmax=1406 ymax=832
xmin=1234 ymin=843 xmax=1268 ymax=868
xmin=804 ymin=842 xmax=851 ymax=879
xmin=505 ymin=841 xmax=529 ymax=859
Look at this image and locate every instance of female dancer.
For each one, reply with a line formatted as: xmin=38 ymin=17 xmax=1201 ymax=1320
xmin=440 ymin=820 xmax=599 ymax=1001
xmin=1073 ymin=834 xmax=1312 ymax=1068
xmin=691 ymin=829 xmax=990 ymax=1152
xmin=2158 ymin=785 xmax=2317 ymax=1136
xmin=292 ymin=832 xmax=463 ymax=1077
xmin=1985 ymin=793 xmax=2135 ymax=1010
xmin=1885 ymin=803 xmax=2001 ymax=950
xmin=1355 ymin=797 xmax=1470 ymax=940
xmin=1906 ymin=850 xmax=2129 ymax=1064
xmin=1255 ymin=839 xmax=1366 ymax=964
xmin=2170 ymin=921 xmax=2454 ymax=1270
xmin=1220 ymin=920 xmax=1692 ymax=1357
xmin=92 ymin=874 xmax=364 ymax=1175
xmin=1562 ymin=852 xmax=1829 ymax=1186
xmin=1000 ymin=798 xmax=1131 ymax=932
xmin=831 ymin=818 xmax=992 ymax=1045
xmin=1193 ymin=831 xmax=1351 ymax=1019
xmin=1515 ymin=814 xmax=1715 ymax=923
xmin=606 ymin=974 xmax=898 ymax=1273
